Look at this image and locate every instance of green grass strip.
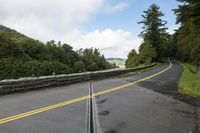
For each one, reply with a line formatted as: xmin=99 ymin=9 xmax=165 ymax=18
xmin=119 ymin=63 xmax=160 ymax=78
xmin=179 ymin=62 xmax=200 ymax=97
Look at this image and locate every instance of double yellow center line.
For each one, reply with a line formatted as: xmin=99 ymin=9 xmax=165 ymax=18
xmin=0 ymin=60 xmax=172 ymax=125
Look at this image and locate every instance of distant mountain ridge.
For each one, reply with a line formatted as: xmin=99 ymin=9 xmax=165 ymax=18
xmin=106 ymin=58 xmax=126 ymax=61
xmin=106 ymin=58 xmax=126 ymax=68
xmin=0 ymin=25 xmax=31 ymax=41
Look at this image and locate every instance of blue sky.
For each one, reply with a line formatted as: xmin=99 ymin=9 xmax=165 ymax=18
xmin=87 ymin=0 xmax=180 ymax=35
xmin=0 ymin=0 xmax=181 ymax=58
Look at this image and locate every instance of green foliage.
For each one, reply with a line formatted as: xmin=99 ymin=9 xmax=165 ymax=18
xmin=174 ymin=0 xmax=200 ymax=65
xmin=79 ymin=48 xmax=113 ymax=71
xmin=107 ymin=58 xmax=125 ymax=68
xmin=126 ymin=43 xmax=157 ymax=68
xmin=191 ymin=43 xmax=200 ymax=65
xmin=19 ymin=39 xmax=48 ymax=60
xmin=138 ymin=4 xmax=169 ymax=61
xmin=87 ymin=62 xmax=99 ymax=71
xmin=179 ymin=62 xmax=200 ymax=97
xmin=73 ymin=61 xmax=85 ymax=72
xmin=171 ymin=0 xmax=200 ymax=97
xmin=125 ymin=49 xmax=140 ymax=68
xmin=0 ymin=33 xmax=24 ymax=58
xmin=121 ymin=63 xmax=160 ymax=78
xmin=0 ymin=59 xmax=72 ymax=80
xmin=139 ymin=43 xmax=157 ymax=64
xmin=0 ymin=26 xmax=115 ymax=80
xmin=126 ymin=4 xmax=168 ymax=67
xmin=0 ymin=25 xmax=30 ymax=41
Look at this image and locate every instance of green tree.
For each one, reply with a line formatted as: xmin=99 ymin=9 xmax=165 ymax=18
xmin=138 ymin=4 xmax=168 ymax=61
xmin=79 ymin=48 xmax=114 ymax=71
xmin=174 ymin=0 xmax=200 ymax=65
xmin=73 ymin=61 xmax=85 ymax=72
xmin=62 ymin=43 xmax=79 ymax=67
xmin=87 ymin=62 xmax=98 ymax=71
xmin=19 ymin=39 xmax=48 ymax=60
xmin=139 ymin=42 xmax=157 ymax=64
xmin=0 ymin=33 xmax=24 ymax=59
xmin=125 ymin=49 xmax=139 ymax=68
xmin=0 ymin=25 xmax=115 ymax=80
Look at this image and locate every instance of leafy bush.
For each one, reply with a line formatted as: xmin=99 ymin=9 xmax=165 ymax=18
xmin=73 ymin=61 xmax=85 ymax=73
xmin=0 ymin=59 xmax=73 ymax=80
xmin=125 ymin=49 xmax=140 ymax=68
xmin=0 ymin=29 xmax=115 ymax=80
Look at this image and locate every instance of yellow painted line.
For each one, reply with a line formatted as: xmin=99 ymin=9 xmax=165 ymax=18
xmin=0 ymin=59 xmax=172 ymax=125
xmin=0 ymin=95 xmax=89 ymax=124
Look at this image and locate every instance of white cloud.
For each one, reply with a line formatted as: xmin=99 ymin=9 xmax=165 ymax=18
xmin=0 ymin=0 xmax=104 ymax=40
xmin=102 ymin=2 xmax=129 ymax=13
xmin=69 ymin=29 xmax=142 ymax=58
xmin=0 ymin=0 xmax=135 ymax=58
xmin=167 ymin=27 xmax=178 ymax=35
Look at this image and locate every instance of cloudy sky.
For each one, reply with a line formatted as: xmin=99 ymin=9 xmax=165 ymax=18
xmin=0 ymin=0 xmax=180 ymax=58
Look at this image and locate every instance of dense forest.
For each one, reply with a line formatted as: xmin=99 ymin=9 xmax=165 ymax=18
xmin=174 ymin=0 xmax=200 ymax=65
xmin=126 ymin=0 xmax=200 ymax=67
xmin=0 ymin=25 xmax=116 ymax=80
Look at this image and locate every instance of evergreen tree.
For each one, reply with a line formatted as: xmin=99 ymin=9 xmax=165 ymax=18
xmin=174 ymin=0 xmax=200 ymax=65
xmin=138 ymin=4 xmax=168 ymax=61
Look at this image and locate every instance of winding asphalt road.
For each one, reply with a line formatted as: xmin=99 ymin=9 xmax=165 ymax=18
xmin=0 ymin=59 xmax=198 ymax=133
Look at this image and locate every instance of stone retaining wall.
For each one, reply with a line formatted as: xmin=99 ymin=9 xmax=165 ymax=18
xmin=0 ymin=64 xmax=156 ymax=94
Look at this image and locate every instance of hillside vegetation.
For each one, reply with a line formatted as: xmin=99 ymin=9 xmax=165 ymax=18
xmin=0 ymin=26 xmax=116 ymax=80
xmin=0 ymin=25 xmax=30 ymax=41
xmin=179 ymin=63 xmax=200 ymax=97
xmin=126 ymin=1 xmax=200 ymax=67
xmin=126 ymin=4 xmax=174 ymax=68
xmin=174 ymin=0 xmax=200 ymax=96
xmin=107 ymin=58 xmax=126 ymax=68
xmin=126 ymin=1 xmax=200 ymax=97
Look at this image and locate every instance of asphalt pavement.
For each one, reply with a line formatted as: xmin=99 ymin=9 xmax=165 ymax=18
xmin=0 ymin=60 xmax=198 ymax=133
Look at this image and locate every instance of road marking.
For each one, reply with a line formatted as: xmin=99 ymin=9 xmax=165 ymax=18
xmin=86 ymin=83 xmax=91 ymax=133
xmin=0 ymin=59 xmax=172 ymax=125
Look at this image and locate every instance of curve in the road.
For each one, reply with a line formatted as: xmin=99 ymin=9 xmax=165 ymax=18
xmin=0 ymin=59 xmax=172 ymax=125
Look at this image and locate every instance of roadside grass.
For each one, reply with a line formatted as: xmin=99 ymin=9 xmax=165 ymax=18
xmin=119 ymin=63 xmax=160 ymax=78
xmin=179 ymin=62 xmax=200 ymax=97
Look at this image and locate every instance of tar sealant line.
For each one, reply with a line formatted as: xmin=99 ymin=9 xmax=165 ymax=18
xmin=89 ymin=81 xmax=95 ymax=133
xmin=87 ymin=81 xmax=95 ymax=133
xmin=91 ymin=82 xmax=103 ymax=133
xmin=92 ymin=83 xmax=103 ymax=133
xmin=87 ymin=81 xmax=102 ymax=133
xmin=91 ymin=81 xmax=99 ymax=133
xmin=86 ymin=81 xmax=91 ymax=133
